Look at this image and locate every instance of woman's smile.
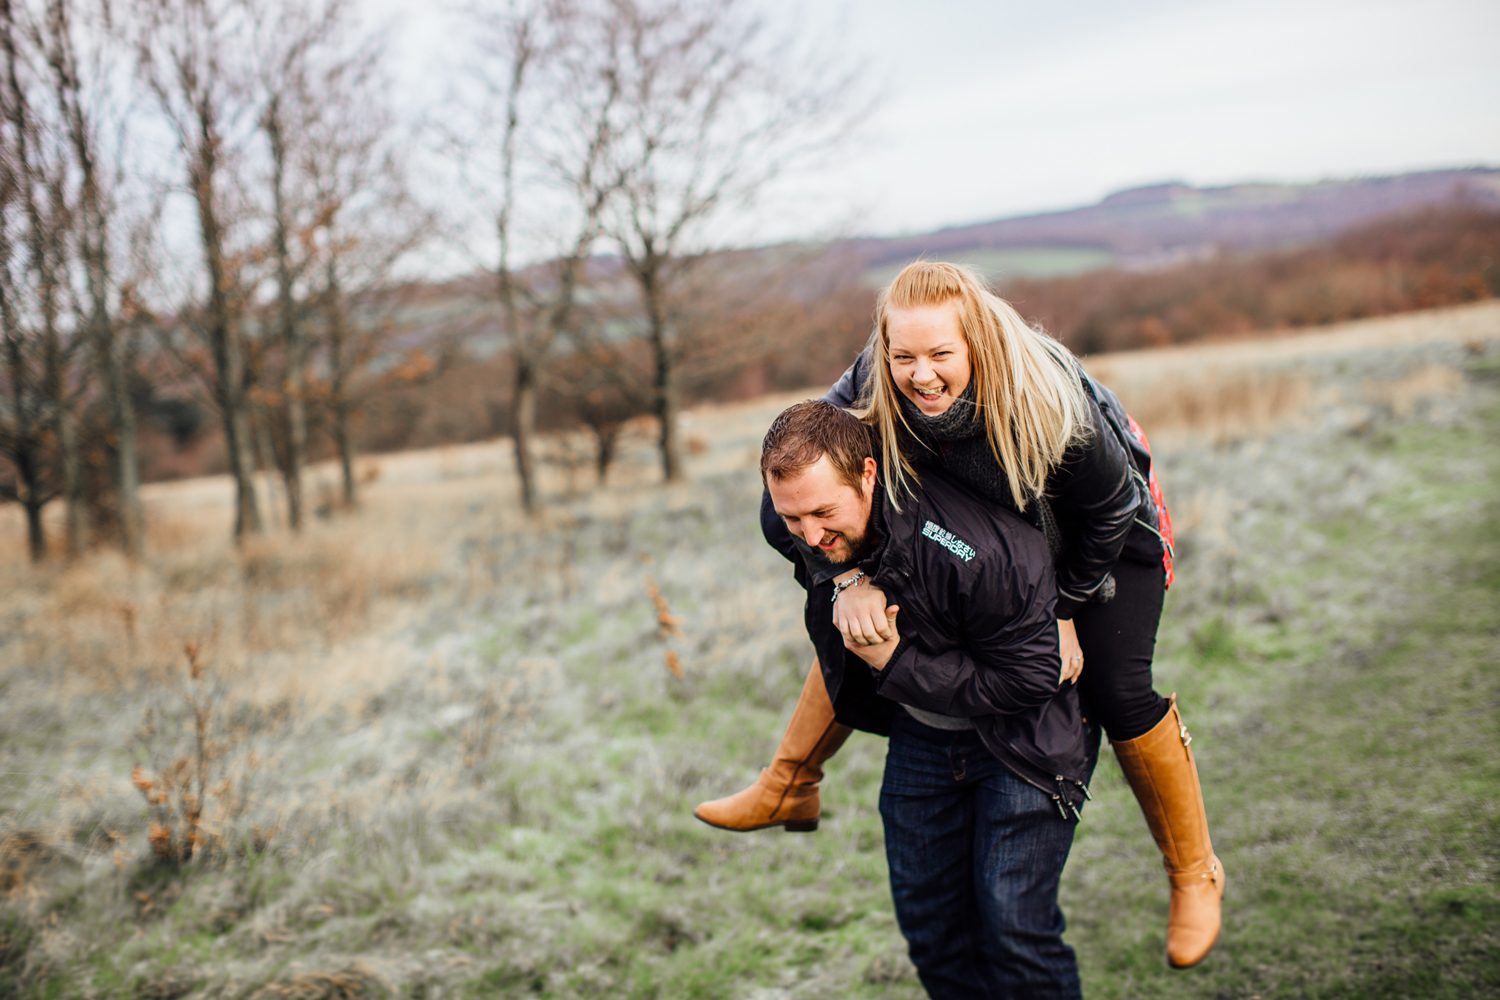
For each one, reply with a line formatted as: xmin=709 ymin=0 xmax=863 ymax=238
xmin=887 ymin=302 xmax=972 ymax=416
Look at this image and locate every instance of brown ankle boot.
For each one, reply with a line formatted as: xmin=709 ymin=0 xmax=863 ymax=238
xmin=694 ymin=657 xmax=852 ymax=833
xmin=1111 ymin=694 xmax=1226 ymax=969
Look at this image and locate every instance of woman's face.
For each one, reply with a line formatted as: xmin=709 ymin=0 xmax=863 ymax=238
xmin=886 ymin=301 xmax=972 ymax=416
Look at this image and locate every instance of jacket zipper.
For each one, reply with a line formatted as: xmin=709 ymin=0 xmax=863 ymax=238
xmin=996 ymin=740 xmax=1091 ymax=823
xmin=1133 ymin=514 xmax=1175 ymax=559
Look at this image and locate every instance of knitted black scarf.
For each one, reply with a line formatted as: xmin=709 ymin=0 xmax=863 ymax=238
xmin=896 ymin=383 xmax=1062 ymax=557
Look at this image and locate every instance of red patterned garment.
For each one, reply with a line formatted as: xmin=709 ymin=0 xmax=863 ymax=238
xmin=1124 ymin=414 xmax=1175 ymax=589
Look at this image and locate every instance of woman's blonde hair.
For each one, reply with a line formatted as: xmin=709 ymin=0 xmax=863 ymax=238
xmin=855 ymin=261 xmax=1091 ymax=511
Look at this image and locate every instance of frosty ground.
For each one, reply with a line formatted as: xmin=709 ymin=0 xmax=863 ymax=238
xmin=2 ymin=302 xmax=1498 ymax=999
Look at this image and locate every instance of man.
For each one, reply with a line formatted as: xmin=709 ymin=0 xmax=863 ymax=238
xmin=731 ymin=399 xmax=1096 ymax=1000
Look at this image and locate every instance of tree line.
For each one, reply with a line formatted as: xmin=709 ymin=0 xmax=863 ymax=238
xmin=269 ymin=202 xmax=1498 ymax=485
xmin=1007 ymin=204 xmax=1500 ymax=354
xmin=0 ymin=0 xmax=861 ymax=560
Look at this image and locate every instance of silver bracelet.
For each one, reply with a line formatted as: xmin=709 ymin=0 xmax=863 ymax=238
xmin=831 ymin=570 xmax=866 ymax=603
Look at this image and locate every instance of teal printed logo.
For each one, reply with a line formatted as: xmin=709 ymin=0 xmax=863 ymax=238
xmin=921 ymin=520 xmax=976 ymax=563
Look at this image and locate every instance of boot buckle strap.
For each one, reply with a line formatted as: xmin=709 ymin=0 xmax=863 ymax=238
xmin=1178 ymin=722 xmax=1192 ymax=747
xmin=1167 ymin=863 xmax=1219 ymax=887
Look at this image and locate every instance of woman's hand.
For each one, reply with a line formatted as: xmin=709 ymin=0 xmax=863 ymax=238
xmin=834 ymin=574 xmax=895 ymax=646
xmin=1058 ymin=618 xmax=1084 ymax=685
xmin=845 ymin=607 xmax=901 ymax=671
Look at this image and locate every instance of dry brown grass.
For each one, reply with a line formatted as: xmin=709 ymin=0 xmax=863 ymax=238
xmin=4 ymin=303 xmax=1488 ymax=712
xmin=1086 ymin=300 xmax=1500 ymax=447
xmin=246 ymin=964 xmax=390 ymax=1000
xmin=0 ymin=302 xmax=1494 ymax=1000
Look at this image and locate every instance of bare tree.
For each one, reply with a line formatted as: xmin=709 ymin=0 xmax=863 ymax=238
xmin=35 ymin=0 xmax=142 ymax=555
xmin=0 ymin=0 xmax=91 ymax=561
xmin=134 ymin=0 xmax=262 ymax=539
xmin=250 ymin=0 xmax=347 ymax=529
xmin=0 ymin=16 xmax=54 ymax=560
xmin=545 ymin=337 xmax=650 ymax=484
xmin=600 ymin=0 xmax=861 ymax=481
xmin=294 ymin=34 xmax=432 ymax=509
xmin=35 ymin=144 xmax=85 ymax=556
xmin=452 ymin=0 xmax=626 ymax=515
xmin=559 ymin=244 xmax=864 ymax=481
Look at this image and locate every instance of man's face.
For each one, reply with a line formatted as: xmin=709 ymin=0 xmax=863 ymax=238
xmin=768 ymin=454 xmax=878 ymax=564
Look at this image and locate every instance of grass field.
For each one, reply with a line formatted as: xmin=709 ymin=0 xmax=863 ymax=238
xmin=1 ymin=302 xmax=1498 ymax=999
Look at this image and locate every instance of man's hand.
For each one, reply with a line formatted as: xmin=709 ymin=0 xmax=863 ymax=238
xmin=1058 ymin=618 xmax=1083 ymax=685
xmin=845 ymin=606 xmax=900 ymax=671
xmin=834 ymin=575 xmax=894 ymax=646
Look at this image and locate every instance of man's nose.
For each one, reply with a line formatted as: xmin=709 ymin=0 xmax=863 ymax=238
xmin=803 ymin=522 xmax=825 ymax=547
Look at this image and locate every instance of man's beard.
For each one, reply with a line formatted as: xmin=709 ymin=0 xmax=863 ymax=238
xmin=823 ymin=524 xmax=876 ymax=565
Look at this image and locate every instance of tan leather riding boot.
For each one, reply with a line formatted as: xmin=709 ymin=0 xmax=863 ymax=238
xmin=1111 ymin=694 xmax=1226 ymax=969
xmin=694 ymin=657 xmax=852 ymax=833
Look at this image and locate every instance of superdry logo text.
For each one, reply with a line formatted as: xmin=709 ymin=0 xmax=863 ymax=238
xmin=922 ymin=520 xmax=976 ymax=563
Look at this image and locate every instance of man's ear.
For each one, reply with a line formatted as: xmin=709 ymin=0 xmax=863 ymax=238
xmin=861 ymin=456 xmax=877 ymax=493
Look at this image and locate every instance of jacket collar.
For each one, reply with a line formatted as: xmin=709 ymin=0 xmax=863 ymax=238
xmin=870 ymin=475 xmax=920 ymax=588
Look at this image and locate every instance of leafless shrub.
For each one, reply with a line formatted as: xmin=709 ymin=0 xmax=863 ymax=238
xmin=645 ymin=575 xmax=683 ymax=641
xmin=130 ymin=642 xmax=260 ymax=864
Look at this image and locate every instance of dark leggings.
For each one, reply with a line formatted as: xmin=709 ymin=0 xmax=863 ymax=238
xmin=1072 ymin=558 xmax=1170 ymax=742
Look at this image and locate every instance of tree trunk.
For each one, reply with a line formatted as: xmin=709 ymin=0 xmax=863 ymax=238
xmin=254 ymin=412 xmax=282 ymax=529
xmin=512 ymin=355 xmax=538 ymax=514
xmin=78 ymin=185 xmax=140 ymax=554
xmin=593 ymin=422 xmax=620 ymax=485
xmin=3 ymin=0 xmax=71 ymax=556
xmin=325 ymin=260 xmax=357 ymax=509
xmin=101 ymin=317 xmax=142 ymax=555
xmin=654 ymin=340 xmax=679 ymax=482
xmin=642 ymin=268 xmax=681 ymax=482
xmin=23 ymin=493 xmax=45 ymax=563
xmin=283 ymin=349 xmax=307 ymax=527
xmin=0 ymin=214 xmax=43 ymax=563
xmin=334 ymin=402 xmax=356 ymax=508
xmin=190 ymin=105 xmax=261 ymax=541
xmin=225 ymin=398 xmax=261 ymax=538
xmin=42 ymin=184 xmax=85 ymax=558
xmin=267 ymin=103 xmax=306 ymax=530
xmin=1 ymin=327 xmax=46 ymax=563
xmin=112 ymin=319 xmax=143 ymax=554
xmin=52 ymin=0 xmax=141 ymax=555
xmin=49 ymin=345 xmax=86 ymax=557
xmin=6 ymin=437 xmax=49 ymax=565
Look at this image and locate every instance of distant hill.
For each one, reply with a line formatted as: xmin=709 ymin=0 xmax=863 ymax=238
xmin=842 ymin=167 xmax=1500 ymax=281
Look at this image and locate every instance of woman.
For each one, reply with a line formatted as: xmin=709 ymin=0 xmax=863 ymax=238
xmin=694 ymin=261 xmax=1224 ymax=969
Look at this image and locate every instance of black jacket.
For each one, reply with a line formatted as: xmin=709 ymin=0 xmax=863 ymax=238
xmin=821 ymin=347 xmax=1155 ymax=618
xmin=764 ymin=465 xmax=1097 ymax=816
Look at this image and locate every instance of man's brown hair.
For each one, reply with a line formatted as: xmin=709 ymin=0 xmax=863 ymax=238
xmin=760 ymin=400 xmax=875 ymax=491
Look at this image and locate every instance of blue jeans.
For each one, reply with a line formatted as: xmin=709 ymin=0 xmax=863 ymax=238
xmin=880 ymin=712 xmax=1083 ymax=1000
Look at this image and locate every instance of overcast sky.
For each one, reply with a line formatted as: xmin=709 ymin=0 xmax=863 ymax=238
xmin=384 ymin=0 xmax=1500 ymax=244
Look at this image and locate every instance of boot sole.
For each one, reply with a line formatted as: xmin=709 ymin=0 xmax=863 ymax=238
xmin=692 ymin=811 xmax=818 ymax=833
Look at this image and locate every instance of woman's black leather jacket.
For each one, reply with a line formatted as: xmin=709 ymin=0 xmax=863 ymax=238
xmin=806 ymin=346 xmax=1154 ymax=618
